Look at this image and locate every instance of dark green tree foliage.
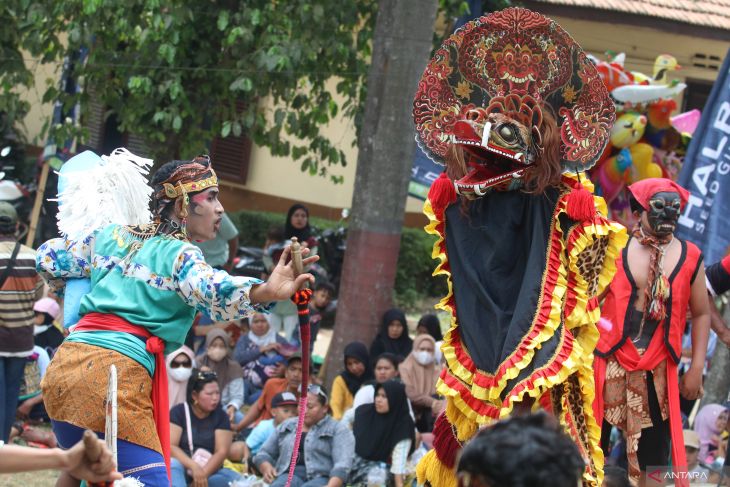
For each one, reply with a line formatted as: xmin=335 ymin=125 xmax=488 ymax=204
xmin=2 ymin=1 xmax=470 ymax=178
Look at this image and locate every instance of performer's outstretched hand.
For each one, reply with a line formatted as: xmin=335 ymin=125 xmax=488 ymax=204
xmin=250 ymin=245 xmax=318 ymax=303
xmin=679 ymin=367 xmax=703 ymax=400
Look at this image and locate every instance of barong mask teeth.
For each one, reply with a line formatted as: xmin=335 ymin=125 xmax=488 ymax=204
xmin=647 ymin=191 xmax=682 ymax=236
xmin=450 ymin=100 xmax=541 ymax=196
xmin=413 ymin=7 xmax=614 ymax=198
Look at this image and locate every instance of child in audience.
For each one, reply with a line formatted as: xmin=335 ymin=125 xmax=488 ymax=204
xmin=235 ymin=391 xmax=298 ymax=465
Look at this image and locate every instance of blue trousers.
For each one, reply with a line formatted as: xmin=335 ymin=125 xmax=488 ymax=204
xmin=170 ymin=458 xmax=240 ymax=487
xmin=0 ymin=356 xmax=26 ymax=442
xmin=53 ymin=420 xmax=170 ymax=486
xmin=270 ymin=466 xmax=330 ymax=487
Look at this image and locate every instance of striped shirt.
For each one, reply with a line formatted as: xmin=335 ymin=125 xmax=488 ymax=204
xmin=0 ymin=240 xmax=43 ymax=356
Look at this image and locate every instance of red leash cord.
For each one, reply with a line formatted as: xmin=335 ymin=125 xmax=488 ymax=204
xmin=284 ymin=288 xmax=313 ymax=487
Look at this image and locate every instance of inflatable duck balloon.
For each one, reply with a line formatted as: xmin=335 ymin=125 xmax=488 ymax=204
xmin=653 ymin=54 xmax=681 ymax=84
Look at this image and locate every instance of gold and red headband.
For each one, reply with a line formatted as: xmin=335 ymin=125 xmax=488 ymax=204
xmin=155 ymin=155 xmax=218 ymax=202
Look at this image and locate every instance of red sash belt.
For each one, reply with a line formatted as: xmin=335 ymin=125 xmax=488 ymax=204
xmin=75 ymin=312 xmax=171 ymax=481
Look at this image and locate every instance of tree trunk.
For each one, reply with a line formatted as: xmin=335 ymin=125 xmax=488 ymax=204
xmin=323 ymin=0 xmax=438 ymax=386
xmin=701 ymin=303 xmax=730 ymax=407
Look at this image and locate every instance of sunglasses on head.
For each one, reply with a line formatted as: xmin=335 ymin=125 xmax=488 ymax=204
xmin=170 ymin=359 xmax=192 ymax=369
xmin=195 ymin=370 xmax=218 ymax=381
xmin=307 ymin=384 xmax=328 ymax=401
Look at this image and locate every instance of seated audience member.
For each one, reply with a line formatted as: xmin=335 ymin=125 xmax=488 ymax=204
xmin=694 ymin=404 xmax=729 ymax=465
xmin=308 ymin=281 xmax=336 ymax=346
xmin=399 ymin=334 xmax=443 ymax=432
xmin=416 ymin=313 xmax=443 ymax=364
xmin=170 ymin=370 xmax=239 ymax=487
xmin=330 ymin=341 xmax=373 ymax=420
xmin=238 ymin=391 xmax=299 ymax=464
xmin=350 ymin=380 xmax=416 ymax=487
xmin=342 ymin=353 xmax=406 ymax=427
xmin=456 ymin=413 xmax=584 ymax=487
xmin=234 ymin=312 xmax=290 ymax=402
xmin=235 ymin=354 xmax=303 ymax=432
xmin=684 ymin=429 xmax=711 ymax=481
xmin=602 ymin=466 xmax=632 ymax=487
xmin=199 ymin=329 xmax=245 ymax=424
xmin=167 ymin=346 xmax=196 ymax=409
xmin=254 ymin=385 xmax=355 ymax=487
xmin=370 ymin=308 xmax=413 ymax=363
xmin=11 ymin=345 xmax=56 ymax=448
xmin=16 ymin=345 xmax=50 ymax=420
xmin=33 ymin=297 xmax=64 ymax=352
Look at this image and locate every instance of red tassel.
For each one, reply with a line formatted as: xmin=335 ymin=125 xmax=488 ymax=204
xmin=428 ymin=173 xmax=457 ymax=217
xmin=565 ymin=184 xmax=595 ymax=221
xmin=432 ymin=412 xmax=461 ymax=469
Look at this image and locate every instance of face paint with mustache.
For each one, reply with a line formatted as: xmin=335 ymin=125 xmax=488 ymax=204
xmin=646 ymin=191 xmax=681 ymax=236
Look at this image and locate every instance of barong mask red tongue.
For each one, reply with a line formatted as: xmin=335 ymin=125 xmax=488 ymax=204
xmin=413 ymin=7 xmax=614 ymax=197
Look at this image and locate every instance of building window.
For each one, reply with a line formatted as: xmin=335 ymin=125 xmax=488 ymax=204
xmin=682 ymin=79 xmax=714 ymax=112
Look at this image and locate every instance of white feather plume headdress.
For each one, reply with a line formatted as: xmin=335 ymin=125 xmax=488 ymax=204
xmin=55 ymin=147 xmax=154 ymax=240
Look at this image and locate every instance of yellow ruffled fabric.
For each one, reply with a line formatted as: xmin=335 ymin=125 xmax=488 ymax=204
xmin=419 ymin=177 xmax=627 ymax=487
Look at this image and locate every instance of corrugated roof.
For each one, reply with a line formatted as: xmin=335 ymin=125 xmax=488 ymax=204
xmin=530 ymin=0 xmax=730 ymax=30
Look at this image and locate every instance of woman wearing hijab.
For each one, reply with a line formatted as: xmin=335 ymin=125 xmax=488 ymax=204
xmin=370 ymin=308 xmax=413 ymax=363
xmin=265 ymin=203 xmax=319 ymax=342
xmin=350 ymin=380 xmax=416 ymax=486
xmin=416 ymin=314 xmax=444 ymax=365
xmin=233 ymin=312 xmax=290 ymax=404
xmin=167 ymin=346 xmax=196 ymax=409
xmin=198 ymin=329 xmax=245 ymax=424
xmin=398 ymin=334 xmax=443 ymax=433
xmin=330 ymin=341 xmax=373 ymax=420
xmin=694 ymin=404 xmax=729 ymax=463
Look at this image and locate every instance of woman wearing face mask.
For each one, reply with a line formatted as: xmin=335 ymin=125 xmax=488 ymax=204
xmin=350 ymin=380 xmax=416 ymax=487
xmin=167 ymin=346 xmax=196 ymax=409
xmin=330 ymin=341 xmax=373 ymax=420
xmin=370 ymin=308 xmax=414 ymax=363
xmin=233 ymin=312 xmax=290 ymax=404
xmin=170 ymin=370 xmax=239 ymax=487
xmin=398 ymin=335 xmax=444 ymax=433
xmin=199 ymin=329 xmax=245 ymax=424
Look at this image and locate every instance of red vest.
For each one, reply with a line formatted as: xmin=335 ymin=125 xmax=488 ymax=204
xmin=596 ymin=238 xmax=702 ymax=364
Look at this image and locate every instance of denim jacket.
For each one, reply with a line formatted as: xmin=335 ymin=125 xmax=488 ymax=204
xmin=253 ymin=415 xmax=355 ymax=481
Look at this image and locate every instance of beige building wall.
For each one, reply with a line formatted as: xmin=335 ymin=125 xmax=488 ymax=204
xmin=17 ymin=50 xmax=64 ymax=146
xmin=552 ymin=16 xmax=725 ymax=84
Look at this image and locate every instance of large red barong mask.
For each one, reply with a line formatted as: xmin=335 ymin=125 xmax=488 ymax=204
xmin=414 ymin=8 xmax=614 ymax=197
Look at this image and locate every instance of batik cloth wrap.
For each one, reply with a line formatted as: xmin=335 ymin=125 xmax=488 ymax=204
xmin=412 ymin=7 xmax=626 ymax=487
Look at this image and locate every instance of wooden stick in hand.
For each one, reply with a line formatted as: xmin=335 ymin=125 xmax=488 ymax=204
xmin=290 ymin=237 xmax=303 ymax=277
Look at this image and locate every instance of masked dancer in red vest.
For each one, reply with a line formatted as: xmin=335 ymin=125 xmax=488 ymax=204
xmin=594 ymin=178 xmax=710 ymax=487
